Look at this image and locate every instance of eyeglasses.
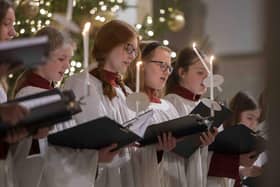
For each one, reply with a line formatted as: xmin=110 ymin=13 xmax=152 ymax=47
xmin=149 ymin=60 xmax=173 ymax=73
xmin=124 ymin=43 xmax=138 ymax=58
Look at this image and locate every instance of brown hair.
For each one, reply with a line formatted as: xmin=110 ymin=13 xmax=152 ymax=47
xmin=92 ymin=20 xmax=139 ymax=100
xmin=165 ymin=47 xmax=202 ymax=94
xmin=223 ymin=91 xmax=258 ymax=128
xmin=125 ymin=41 xmax=171 ymax=96
xmin=12 ymin=27 xmax=74 ymax=97
xmin=258 ymin=90 xmax=267 ymax=122
xmin=0 ymin=0 xmax=13 ymax=25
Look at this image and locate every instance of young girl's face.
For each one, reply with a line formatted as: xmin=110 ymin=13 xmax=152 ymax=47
xmin=104 ymin=37 xmax=138 ymax=74
xmin=40 ymin=44 xmax=73 ymax=82
xmin=144 ymin=48 xmax=172 ymax=90
xmin=0 ymin=8 xmax=16 ymax=41
xmin=179 ymin=60 xmax=208 ymax=95
xmin=239 ymin=109 xmax=260 ymax=131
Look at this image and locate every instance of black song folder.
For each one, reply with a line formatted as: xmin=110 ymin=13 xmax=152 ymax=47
xmin=209 ymin=124 xmax=266 ymax=155
xmin=0 ymin=36 xmax=48 ymax=67
xmin=139 ymin=115 xmax=208 ymax=146
xmin=48 ymin=117 xmax=141 ymax=150
xmin=172 ymin=101 xmax=232 ymax=158
xmin=0 ymin=89 xmax=81 ymax=137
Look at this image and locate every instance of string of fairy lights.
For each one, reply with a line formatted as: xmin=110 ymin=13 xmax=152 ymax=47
xmin=8 ymin=0 xmax=183 ymax=79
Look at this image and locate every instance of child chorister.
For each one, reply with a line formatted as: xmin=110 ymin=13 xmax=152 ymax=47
xmin=63 ymin=20 xmax=141 ymax=187
xmin=164 ymin=47 xmax=217 ymax=187
xmin=126 ymin=41 xmax=191 ymax=187
xmin=11 ymin=27 xmax=98 ymax=187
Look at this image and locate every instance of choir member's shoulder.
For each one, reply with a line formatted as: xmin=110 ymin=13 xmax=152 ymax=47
xmin=164 ymin=93 xmax=184 ymax=106
xmin=16 ymin=86 xmax=47 ymax=98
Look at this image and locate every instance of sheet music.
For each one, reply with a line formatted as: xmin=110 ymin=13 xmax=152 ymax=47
xmin=19 ymin=94 xmax=61 ymax=109
xmin=124 ymin=110 xmax=154 ymax=138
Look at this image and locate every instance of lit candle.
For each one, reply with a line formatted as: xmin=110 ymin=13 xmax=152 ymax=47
xmin=66 ymin=0 xmax=73 ymax=21
xmin=210 ymin=55 xmax=215 ymax=117
xmin=82 ymin=22 xmax=91 ymax=96
xmin=192 ymin=42 xmax=210 ymax=74
xmin=136 ymin=61 xmax=142 ymax=93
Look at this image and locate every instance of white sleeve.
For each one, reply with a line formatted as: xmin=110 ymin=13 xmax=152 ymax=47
xmin=44 ymin=145 xmax=98 ymax=187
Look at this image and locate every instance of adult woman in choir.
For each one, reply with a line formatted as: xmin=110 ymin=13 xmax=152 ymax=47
xmin=12 ymin=26 xmax=112 ymax=187
xmin=164 ymin=47 xmax=218 ymax=187
xmin=0 ymin=1 xmax=30 ymax=186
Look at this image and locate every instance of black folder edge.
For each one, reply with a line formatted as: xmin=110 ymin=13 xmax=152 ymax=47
xmin=172 ymin=101 xmax=232 ymax=158
xmin=0 ymin=36 xmax=48 ymax=67
xmin=138 ymin=115 xmax=208 ymax=147
xmin=0 ymin=89 xmax=81 ymax=137
xmin=48 ymin=116 xmax=141 ymax=151
xmin=209 ymin=124 xmax=266 ymax=155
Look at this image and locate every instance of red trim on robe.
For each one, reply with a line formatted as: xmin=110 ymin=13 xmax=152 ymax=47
xmin=90 ymin=68 xmax=120 ymax=87
xmin=17 ymin=71 xmax=53 ymax=155
xmin=169 ymin=84 xmax=201 ymax=101
xmin=145 ymin=87 xmax=161 ymax=103
xmin=208 ymin=153 xmax=240 ymax=179
xmin=0 ymin=141 xmax=9 ymax=160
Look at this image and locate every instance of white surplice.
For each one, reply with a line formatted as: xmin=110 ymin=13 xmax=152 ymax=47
xmin=165 ymin=93 xmax=235 ymax=187
xmin=11 ymin=86 xmax=98 ymax=187
xmin=0 ymin=84 xmax=15 ymax=187
xmin=63 ymin=72 xmax=137 ymax=187
xmin=140 ymin=99 xmax=188 ymax=187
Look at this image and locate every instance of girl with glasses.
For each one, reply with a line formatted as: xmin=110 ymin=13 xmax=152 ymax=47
xmin=62 ymin=20 xmax=142 ymax=187
xmin=126 ymin=41 xmax=189 ymax=187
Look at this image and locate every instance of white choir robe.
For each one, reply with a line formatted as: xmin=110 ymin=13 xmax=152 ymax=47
xmin=0 ymin=84 xmax=15 ymax=187
xmin=142 ymin=99 xmax=188 ymax=187
xmin=63 ymin=72 xmax=138 ymax=187
xmin=165 ymin=93 xmax=236 ymax=187
xmin=11 ymin=86 xmax=98 ymax=187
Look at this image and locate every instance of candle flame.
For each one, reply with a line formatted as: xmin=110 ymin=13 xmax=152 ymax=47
xmin=192 ymin=42 xmax=196 ymax=49
xmin=136 ymin=61 xmax=143 ymax=66
xmin=82 ymin=22 xmax=91 ymax=35
xmin=210 ymin=55 xmax=215 ymax=64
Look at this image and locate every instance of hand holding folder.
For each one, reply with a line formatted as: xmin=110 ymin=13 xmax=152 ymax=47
xmin=0 ymin=89 xmax=81 ymax=138
xmin=209 ymin=124 xmax=266 ymax=155
xmin=172 ymin=101 xmax=232 ymax=158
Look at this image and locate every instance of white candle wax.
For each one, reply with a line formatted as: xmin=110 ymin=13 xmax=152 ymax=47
xmin=136 ymin=61 xmax=142 ymax=93
xmin=192 ymin=43 xmax=210 ymax=74
xmin=210 ymin=55 xmax=215 ymax=117
xmin=82 ymin=22 xmax=91 ymax=96
xmin=66 ymin=0 xmax=73 ymax=21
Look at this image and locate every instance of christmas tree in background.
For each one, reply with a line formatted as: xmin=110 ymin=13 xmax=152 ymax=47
xmin=9 ymin=0 xmax=186 ymax=86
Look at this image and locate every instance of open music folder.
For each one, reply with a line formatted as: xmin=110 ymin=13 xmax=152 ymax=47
xmin=0 ymin=36 xmax=48 ymax=67
xmin=0 ymin=89 xmax=81 ymax=138
xmin=172 ymin=101 xmax=232 ymax=158
xmin=48 ymin=110 xmax=154 ymax=150
xmin=209 ymin=124 xmax=266 ymax=155
xmin=48 ymin=110 xmax=211 ymax=151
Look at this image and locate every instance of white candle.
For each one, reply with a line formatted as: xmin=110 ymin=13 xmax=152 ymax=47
xmin=66 ymin=0 xmax=73 ymax=21
xmin=136 ymin=61 xmax=142 ymax=93
xmin=210 ymin=55 xmax=215 ymax=117
xmin=82 ymin=22 xmax=91 ymax=96
xmin=192 ymin=42 xmax=210 ymax=74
